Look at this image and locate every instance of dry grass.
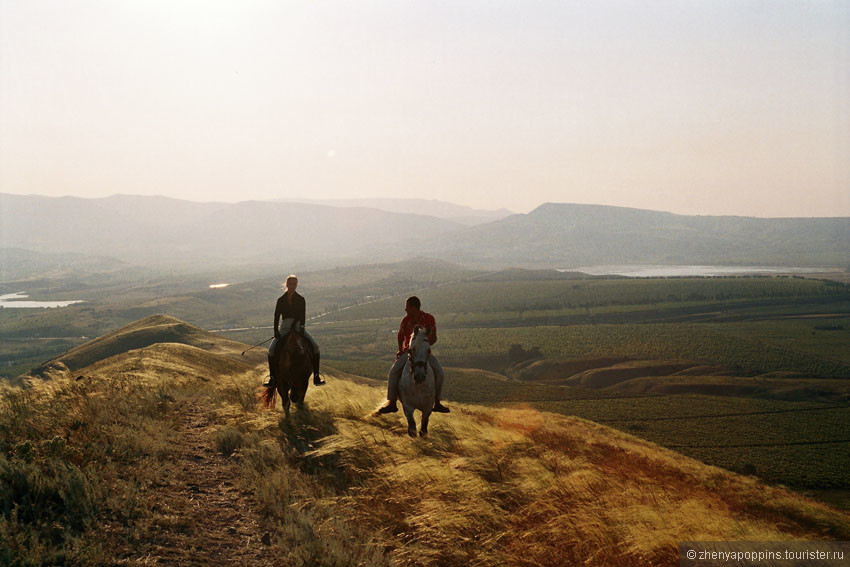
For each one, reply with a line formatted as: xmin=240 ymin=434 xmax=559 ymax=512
xmin=218 ymin=368 xmax=850 ymax=567
xmin=4 ymin=329 xmax=849 ymax=566
xmin=0 ymin=341 xmax=254 ymax=565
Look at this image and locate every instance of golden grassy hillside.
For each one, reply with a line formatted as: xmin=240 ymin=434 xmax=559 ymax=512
xmin=27 ymin=314 xmax=264 ymax=377
xmin=2 ymin=316 xmax=848 ymax=566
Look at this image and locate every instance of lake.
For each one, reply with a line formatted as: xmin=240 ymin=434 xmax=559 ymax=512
xmin=0 ymin=292 xmax=84 ymax=309
xmin=559 ymin=265 xmax=835 ymax=278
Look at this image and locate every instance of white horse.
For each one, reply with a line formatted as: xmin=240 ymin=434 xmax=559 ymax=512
xmin=398 ymin=326 xmax=435 ymax=437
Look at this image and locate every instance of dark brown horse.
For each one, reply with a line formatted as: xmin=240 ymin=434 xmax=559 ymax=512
xmin=261 ymin=322 xmax=313 ymax=413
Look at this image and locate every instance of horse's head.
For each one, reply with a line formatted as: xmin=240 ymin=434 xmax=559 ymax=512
xmin=409 ymin=326 xmax=431 ymax=384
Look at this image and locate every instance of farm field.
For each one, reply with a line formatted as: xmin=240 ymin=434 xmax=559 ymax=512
xmin=316 ymin=277 xmax=850 ymax=322
xmin=707 ymin=317 xmax=850 ymax=364
xmin=317 ymin=319 xmax=850 ymax=379
xmin=436 ymin=324 xmax=850 ymax=378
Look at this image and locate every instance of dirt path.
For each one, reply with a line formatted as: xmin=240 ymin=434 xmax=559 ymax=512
xmin=119 ymin=396 xmax=278 ymax=566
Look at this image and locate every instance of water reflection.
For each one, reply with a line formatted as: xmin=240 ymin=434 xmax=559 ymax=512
xmin=0 ymin=292 xmax=84 ymax=309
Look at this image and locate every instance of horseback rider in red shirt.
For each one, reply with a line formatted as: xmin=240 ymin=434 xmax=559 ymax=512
xmin=377 ymin=296 xmax=449 ymax=414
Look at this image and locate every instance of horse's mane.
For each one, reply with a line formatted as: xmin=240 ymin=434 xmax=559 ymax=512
xmin=410 ymin=326 xmax=430 ymax=342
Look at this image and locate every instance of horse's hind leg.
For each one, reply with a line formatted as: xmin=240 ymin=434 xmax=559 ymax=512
xmin=402 ymin=405 xmax=417 ymax=438
xmin=420 ymin=410 xmax=431 ymax=437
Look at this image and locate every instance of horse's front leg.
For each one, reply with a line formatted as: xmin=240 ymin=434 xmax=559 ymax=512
xmin=277 ymin=379 xmax=291 ymax=415
xmin=420 ymin=409 xmax=432 ymax=437
xmin=402 ymin=404 xmax=417 ymax=437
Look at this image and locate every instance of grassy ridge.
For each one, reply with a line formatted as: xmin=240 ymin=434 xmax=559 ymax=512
xmin=226 ymin=374 xmax=850 ymax=566
xmin=29 ymin=314 xmax=264 ymax=375
xmin=4 ymin=325 xmax=850 ymax=565
xmin=5 ymin=267 xmax=850 ymax=520
xmin=258 ymin=356 xmax=850 ymax=492
xmin=0 ymin=344 xmax=207 ymax=565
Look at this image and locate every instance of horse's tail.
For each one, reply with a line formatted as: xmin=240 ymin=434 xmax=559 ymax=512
xmin=260 ymin=384 xmax=277 ymax=409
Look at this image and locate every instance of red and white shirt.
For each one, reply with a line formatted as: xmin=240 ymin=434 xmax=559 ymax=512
xmin=397 ymin=311 xmax=437 ymax=352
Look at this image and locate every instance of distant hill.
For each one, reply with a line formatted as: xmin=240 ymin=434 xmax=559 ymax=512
xmin=27 ymin=314 xmax=263 ymax=376
xmin=432 ymin=203 xmax=850 ymax=268
xmin=281 ymin=197 xmax=513 ymax=225
xmin=4 ymin=195 xmax=848 ymax=271
xmin=0 ymin=193 xmax=464 ymax=269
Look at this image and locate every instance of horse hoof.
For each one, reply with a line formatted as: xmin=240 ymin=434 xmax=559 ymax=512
xmin=407 ymin=428 xmax=417 ymax=438
xmin=419 ymin=430 xmax=428 ymax=437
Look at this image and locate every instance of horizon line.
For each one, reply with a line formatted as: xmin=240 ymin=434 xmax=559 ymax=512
xmin=2 ymin=190 xmax=850 ymax=220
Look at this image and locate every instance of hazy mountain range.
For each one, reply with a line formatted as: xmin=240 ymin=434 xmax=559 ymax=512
xmin=1 ymin=194 xmax=848 ymax=278
xmin=278 ymin=198 xmax=513 ymax=225
xmin=0 ymin=194 xmax=465 ymax=270
xmin=432 ymin=203 xmax=850 ymax=269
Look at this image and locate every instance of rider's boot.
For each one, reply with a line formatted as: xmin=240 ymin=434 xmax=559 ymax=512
xmin=378 ymin=364 xmax=402 ymax=414
xmin=313 ymin=353 xmax=325 ymax=386
xmin=432 ymin=362 xmax=448 ymax=412
xmin=264 ymin=353 xmax=276 ymax=388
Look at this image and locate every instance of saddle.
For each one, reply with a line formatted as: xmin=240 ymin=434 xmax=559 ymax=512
xmin=273 ymin=329 xmax=314 ymax=361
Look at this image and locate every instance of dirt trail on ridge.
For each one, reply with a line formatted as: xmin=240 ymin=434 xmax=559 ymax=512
xmin=118 ymin=397 xmax=278 ymax=566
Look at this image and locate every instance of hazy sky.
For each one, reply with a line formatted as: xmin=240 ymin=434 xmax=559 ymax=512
xmin=1 ymin=1 xmax=848 ymax=216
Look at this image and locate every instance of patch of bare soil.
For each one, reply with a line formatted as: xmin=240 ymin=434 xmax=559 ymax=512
xmin=117 ymin=397 xmax=278 ymax=566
